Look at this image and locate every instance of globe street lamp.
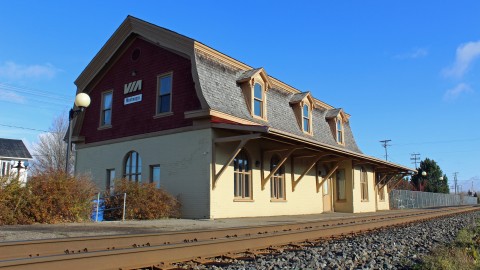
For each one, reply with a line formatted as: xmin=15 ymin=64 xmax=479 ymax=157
xmin=66 ymin=93 xmax=91 ymax=174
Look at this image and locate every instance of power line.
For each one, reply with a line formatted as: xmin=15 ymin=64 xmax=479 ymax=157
xmin=0 ymin=123 xmax=55 ymax=133
xmin=0 ymin=82 xmax=71 ymax=102
xmin=379 ymin=139 xmax=392 ymax=161
xmin=392 ymin=137 xmax=480 ymax=146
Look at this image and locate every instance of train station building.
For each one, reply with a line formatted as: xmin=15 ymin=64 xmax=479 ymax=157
xmin=73 ymin=16 xmax=414 ymax=219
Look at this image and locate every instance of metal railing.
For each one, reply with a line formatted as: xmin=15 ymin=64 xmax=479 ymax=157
xmin=92 ymin=192 xmax=127 ymax=222
xmin=390 ymin=189 xmax=477 ymax=209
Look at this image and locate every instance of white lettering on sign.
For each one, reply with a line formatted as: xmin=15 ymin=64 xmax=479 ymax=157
xmin=124 ymin=94 xmax=142 ymax=105
xmin=124 ymin=80 xmax=142 ymax=94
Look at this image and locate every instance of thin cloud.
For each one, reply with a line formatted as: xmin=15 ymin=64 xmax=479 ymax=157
xmin=394 ymin=48 xmax=428 ymax=59
xmin=443 ymin=40 xmax=480 ymax=78
xmin=0 ymin=89 xmax=26 ymax=103
xmin=0 ymin=61 xmax=59 ymax=80
xmin=443 ymin=83 xmax=474 ymax=101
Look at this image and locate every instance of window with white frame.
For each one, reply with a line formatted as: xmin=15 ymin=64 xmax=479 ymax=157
xmin=233 ymin=149 xmax=252 ymax=199
xmin=0 ymin=161 xmax=12 ymax=177
xmin=101 ymin=91 xmax=113 ymax=126
xmin=270 ymin=155 xmax=285 ymax=200
xmin=157 ymin=73 xmax=172 ymax=114
xmin=124 ymin=151 xmax=142 ymax=182
xmin=360 ymin=167 xmax=368 ymax=201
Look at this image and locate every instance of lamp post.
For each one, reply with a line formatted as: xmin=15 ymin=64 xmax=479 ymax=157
xmin=66 ymin=93 xmax=91 ymax=174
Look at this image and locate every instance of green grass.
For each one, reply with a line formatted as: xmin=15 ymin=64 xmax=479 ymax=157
xmin=417 ymin=218 xmax=480 ymax=270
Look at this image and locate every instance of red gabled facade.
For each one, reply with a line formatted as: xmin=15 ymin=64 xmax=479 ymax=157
xmin=80 ymin=37 xmax=201 ymax=144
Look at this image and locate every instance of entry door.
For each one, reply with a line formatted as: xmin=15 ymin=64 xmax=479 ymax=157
xmin=323 ymin=178 xmax=332 ymax=212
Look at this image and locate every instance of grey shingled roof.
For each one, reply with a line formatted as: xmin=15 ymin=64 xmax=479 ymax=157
xmin=237 ymin=68 xmax=263 ymax=83
xmin=289 ymin=92 xmax=310 ymax=104
xmin=194 ymin=52 xmax=363 ymax=154
xmin=325 ymin=108 xmax=342 ymax=119
xmin=0 ymin=139 xmax=32 ymax=159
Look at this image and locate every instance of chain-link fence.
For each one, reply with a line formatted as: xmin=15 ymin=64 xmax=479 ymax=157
xmin=389 ymin=189 xmax=477 ymax=209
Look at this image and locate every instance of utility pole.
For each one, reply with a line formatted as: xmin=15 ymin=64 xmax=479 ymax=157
xmin=379 ymin=139 xmax=392 ymax=161
xmin=410 ymin=153 xmax=421 ymax=169
xmin=453 ymin=172 xmax=459 ymax=194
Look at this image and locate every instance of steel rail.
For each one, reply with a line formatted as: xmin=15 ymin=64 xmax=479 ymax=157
xmin=0 ymin=206 xmax=477 ymax=270
xmin=0 ymin=207 xmax=462 ymax=261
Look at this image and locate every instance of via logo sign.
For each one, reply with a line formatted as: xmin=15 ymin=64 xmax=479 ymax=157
xmin=124 ymin=80 xmax=142 ymax=95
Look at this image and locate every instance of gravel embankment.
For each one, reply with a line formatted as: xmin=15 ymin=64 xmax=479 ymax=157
xmin=199 ymin=212 xmax=479 ymax=270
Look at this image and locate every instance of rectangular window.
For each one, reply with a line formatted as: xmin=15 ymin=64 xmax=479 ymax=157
xmin=253 ymin=83 xmax=263 ymax=117
xmin=101 ymin=91 xmax=113 ymax=126
xmin=360 ymin=169 xmax=369 ymax=201
xmin=157 ymin=73 xmax=172 ymax=114
xmin=302 ymin=105 xmax=310 ymax=133
xmin=336 ymin=120 xmax=343 ymax=144
xmin=336 ymin=169 xmax=346 ymax=200
xmin=106 ymin=169 xmax=115 ymax=191
xmin=271 ymin=174 xmax=286 ymax=200
xmin=379 ymin=187 xmax=385 ymax=201
xmin=150 ymin=165 xmax=161 ymax=188
xmin=1 ymin=161 xmax=12 ymax=176
xmin=233 ymin=151 xmax=252 ymax=200
xmin=323 ymin=179 xmax=329 ymax=195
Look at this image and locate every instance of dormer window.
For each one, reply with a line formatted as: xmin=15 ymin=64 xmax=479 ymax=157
xmin=236 ymin=68 xmax=271 ymax=121
xmin=336 ymin=119 xmax=343 ymax=144
xmin=253 ymin=83 xmax=263 ymax=117
xmin=326 ymin=108 xmax=349 ymax=145
xmin=290 ymin=91 xmax=314 ymax=135
xmin=302 ymin=104 xmax=311 ymax=133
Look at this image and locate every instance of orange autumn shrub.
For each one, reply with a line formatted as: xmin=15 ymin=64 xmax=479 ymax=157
xmin=104 ymin=179 xmax=181 ymax=220
xmin=27 ymin=170 xmax=97 ymax=223
xmin=0 ymin=175 xmax=33 ymax=225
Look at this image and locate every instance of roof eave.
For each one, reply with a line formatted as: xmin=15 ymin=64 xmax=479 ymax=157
xmin=267 ymin=128 xmax=415 ymax=173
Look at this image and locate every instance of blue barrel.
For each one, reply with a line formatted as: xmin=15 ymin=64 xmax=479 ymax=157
xmin=91 ymin=199 xmax=105 ymax=222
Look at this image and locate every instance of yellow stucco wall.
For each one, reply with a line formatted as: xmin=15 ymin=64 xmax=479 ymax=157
xmin=75 ymin=127 xmax=392 ymax=219
xmin=376 ymin=185 xmax=390 ymax=210
xmin=211 ymin=131 xmax=328 ymax=218
xmin=351 ymin=166 xmax=377 ymax=213
xmin=332 ymin=160 xmax=353 ymax=213
xmin=75 ymin=128 xmax=212 ymax=218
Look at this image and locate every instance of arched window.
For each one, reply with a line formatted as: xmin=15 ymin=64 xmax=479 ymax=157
xmin=360 ymin=167 xmax=368 ymax=201
xmin=270 ymin=155 xmax=285 ymax=200
xmin=302 ymin=104 xmax=310 ymax=133
xmin=253 ymin=83 xmax=263 ymax=118
xmin=124 ymin=151 xmax=142 ymax=182
xmin=336 ymin=119 xmax=343 ymax=144
xmin=233 ymin=149 xmax=252 ymax=199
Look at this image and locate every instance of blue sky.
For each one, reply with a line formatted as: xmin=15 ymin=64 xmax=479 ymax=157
xmin=1 ymin=1 xmax=479 ymax=191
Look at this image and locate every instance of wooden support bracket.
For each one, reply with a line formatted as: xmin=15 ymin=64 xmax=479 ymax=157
xmin=380 ymin=174 xmax=406 ymax=191
xmin=376 ymin=174 xmax=387 ymax=187
xmin=292 ymin=153 xmax=329 ymax=191
xmin=316 ymin=163 xmax=340 ymax=193
xmin=388 ymin=173 xmax=409 ymax=190
xmin=261 ymin=147 xmax=300 ymax=190
xmin=212 ymin=133 xmax=261 ymax=189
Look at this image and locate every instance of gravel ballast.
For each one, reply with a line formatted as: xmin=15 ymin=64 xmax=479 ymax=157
xmin=200 ymin=212 xmax=479 ymax=270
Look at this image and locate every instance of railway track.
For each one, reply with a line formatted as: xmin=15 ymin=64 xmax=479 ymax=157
xmin=0 ymin=206 xmax=477 ymax=270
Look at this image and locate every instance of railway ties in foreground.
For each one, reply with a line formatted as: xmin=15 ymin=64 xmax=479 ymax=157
xmin=0 ymin=206 xmax=478 ymax=270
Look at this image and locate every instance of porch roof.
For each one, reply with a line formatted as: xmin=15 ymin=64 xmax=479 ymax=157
xmin=212 ymin=122 xmax=415 ymax=174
